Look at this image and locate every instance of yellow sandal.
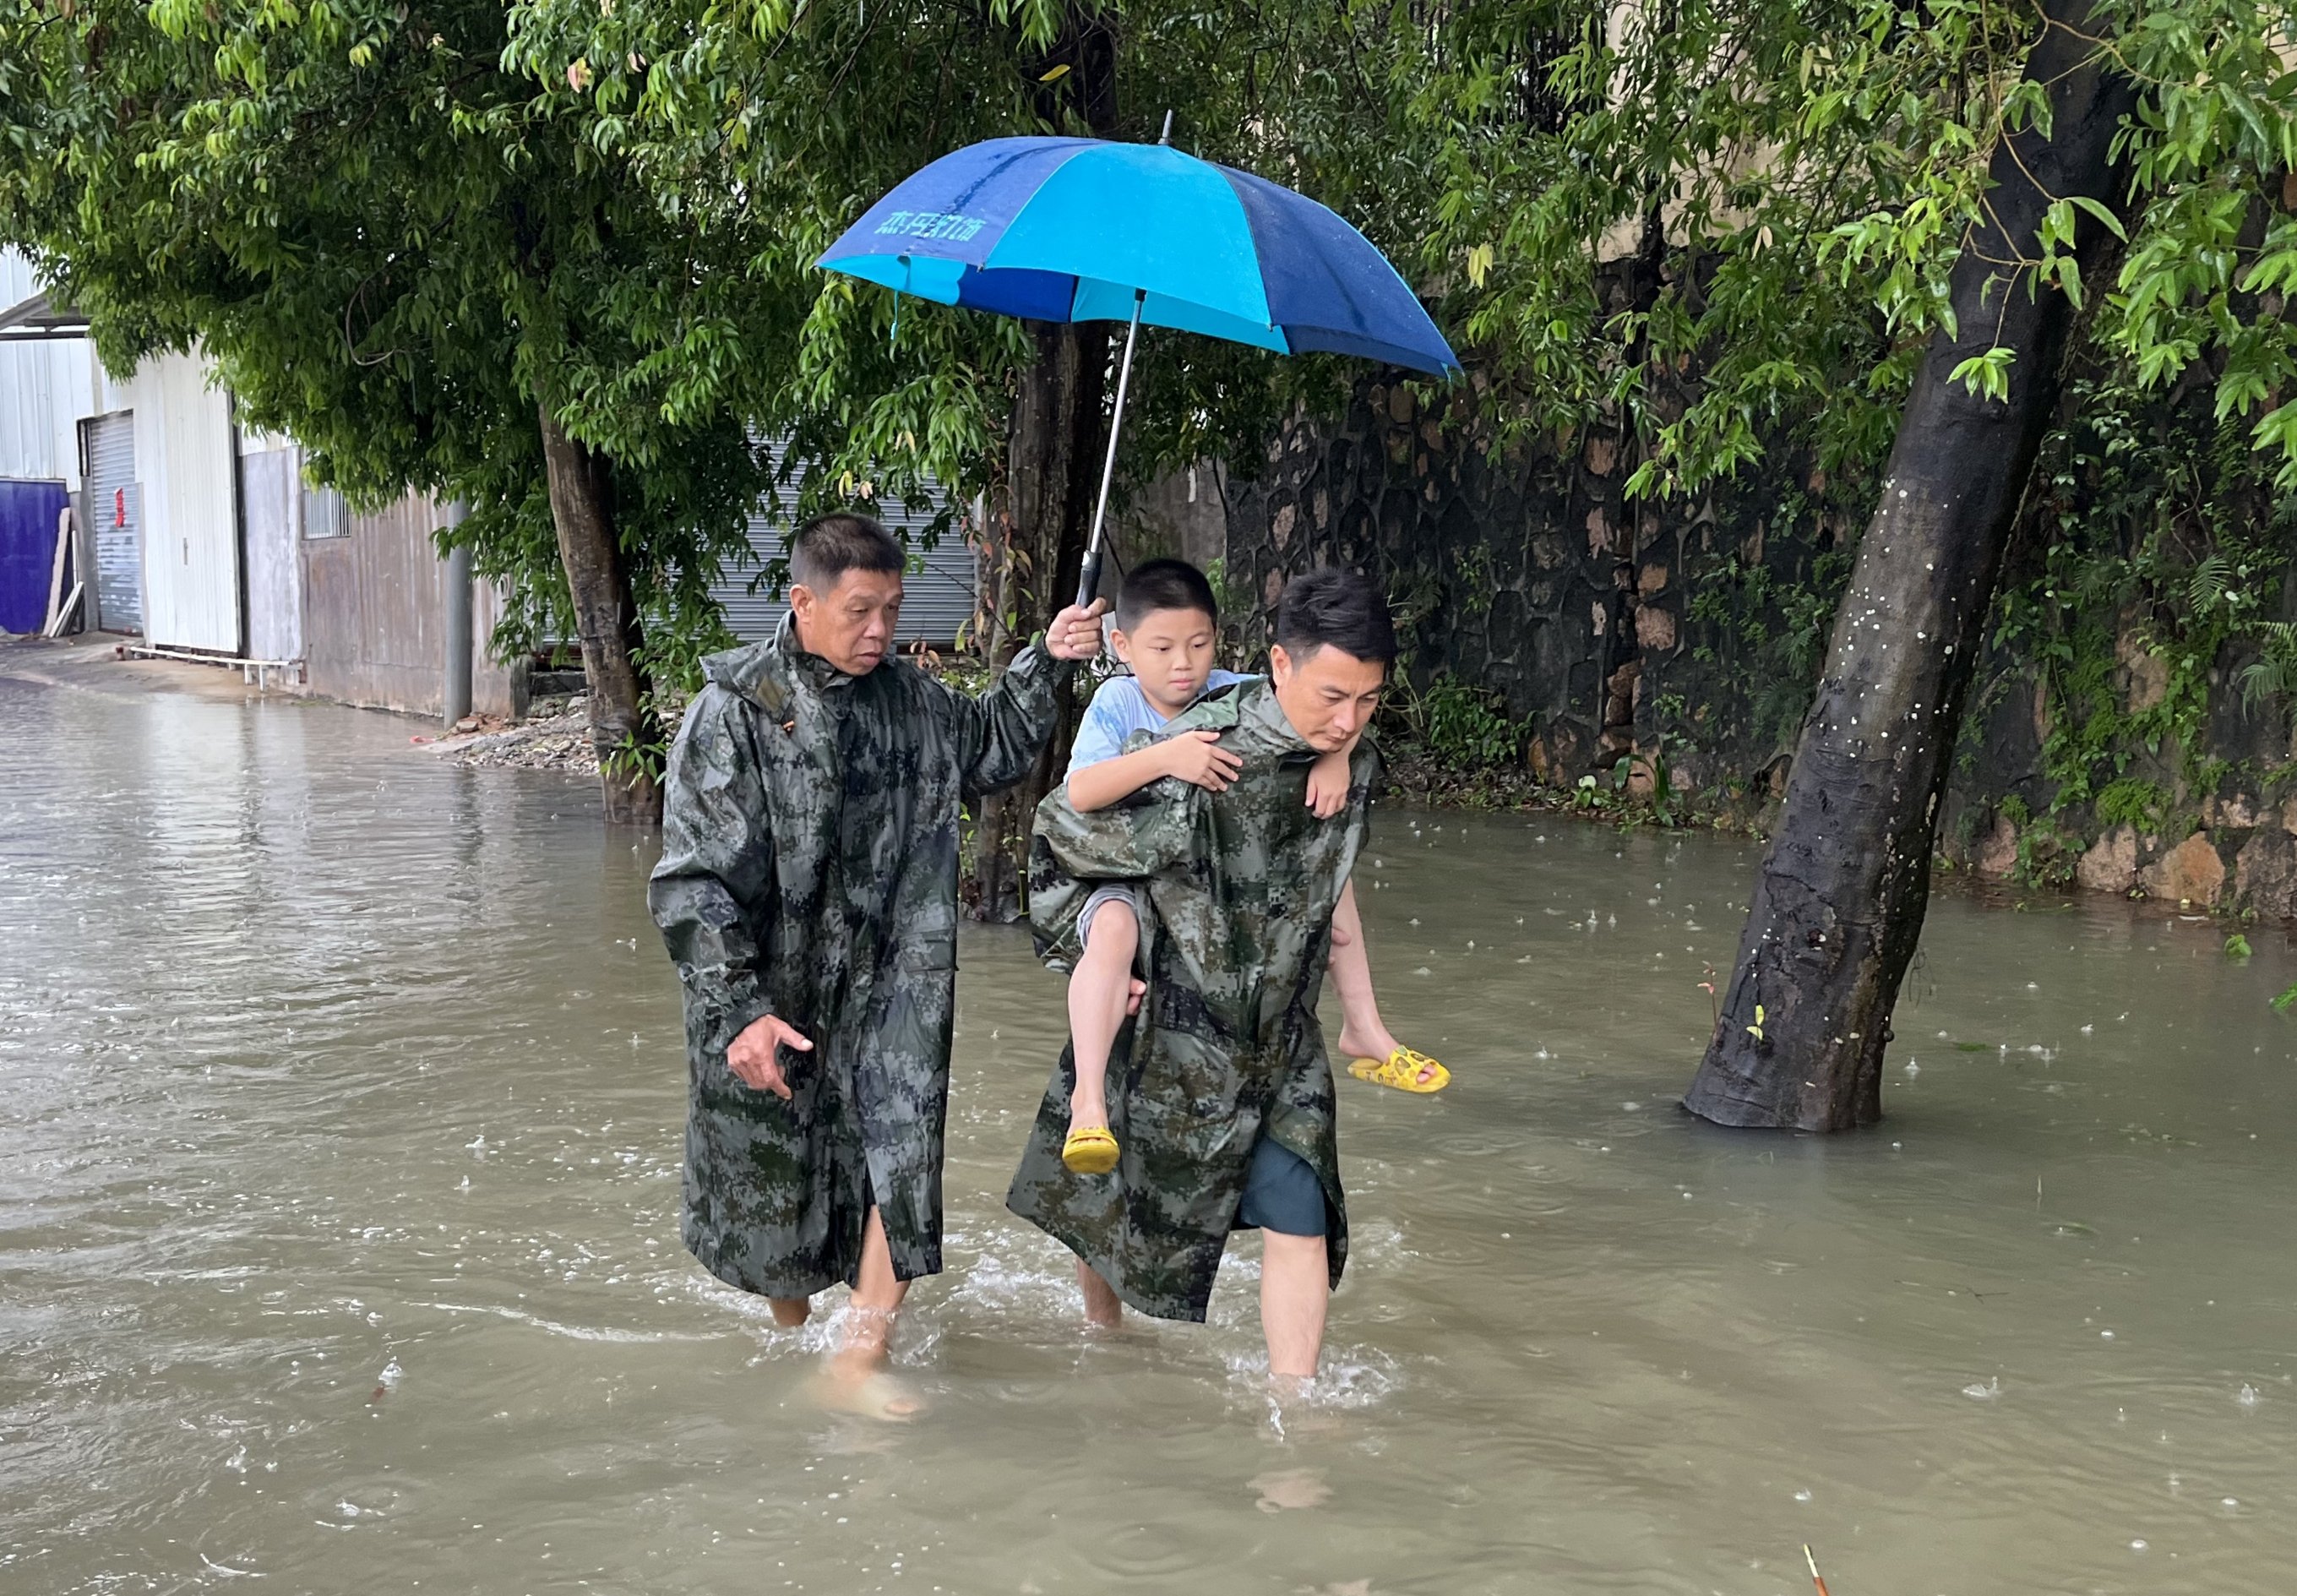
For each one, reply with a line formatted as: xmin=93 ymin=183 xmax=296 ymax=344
xmin=1349 ymin=1046 xmax=1451 ymax=1094
xmin=1061 ymin=1125 xmax=1121 ymax=1174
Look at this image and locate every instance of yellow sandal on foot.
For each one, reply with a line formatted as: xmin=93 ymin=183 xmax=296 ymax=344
xmin=1061 ymin=1125 xmax=1120 ymax=1174
xmin=1349 ymin=1046 xmax=1451 ymax=1093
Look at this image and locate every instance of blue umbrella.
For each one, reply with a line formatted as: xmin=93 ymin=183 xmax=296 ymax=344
xmin=819 ymin=121 xmax=1458 ymax=607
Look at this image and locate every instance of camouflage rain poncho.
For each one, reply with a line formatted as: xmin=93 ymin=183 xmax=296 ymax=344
xmin=1005 ymin=678 xmax=1380 ymax=1322
xmin=650 ymin=616 xmax=1067 ymax=1299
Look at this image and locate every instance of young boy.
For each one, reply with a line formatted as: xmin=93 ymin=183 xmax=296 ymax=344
xmin=1056 ymin=558 xmax=1445 ymax=1178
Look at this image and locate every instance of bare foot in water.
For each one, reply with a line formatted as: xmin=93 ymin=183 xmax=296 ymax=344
xmin=811 ymin=1354 xmax=924 ymax=1422
xmin=1249 ymin=1467 xmax=1332 ymax=1512
xmin=810 ymin=1304 xmax=923 ymax=1421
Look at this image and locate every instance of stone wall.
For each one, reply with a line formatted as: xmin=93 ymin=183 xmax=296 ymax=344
xmin=1937 ymin=651 xmax=2297 ymax=920
xmin=1227 ymin=379 xmax=1641 ymax=776
xmin=1221 ymin=378 xmax=1864 ymax=801
xmin=1218 ymin=381 xmax=2297 ymax=923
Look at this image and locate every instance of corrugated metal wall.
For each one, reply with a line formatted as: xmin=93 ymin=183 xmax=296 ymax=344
xmin=300 ymin=490 xmax=513 ymax=717
xmin=710 ymin=444 xmax=978 ymax=647
xmin=241 ymin=446 xmax=301 ymax=662
xmin=0 ymin=251 xmax=97 ymax=484
xmin=133 ymin=351 xmax=241 ymax=654
xmin=80 ymin=411 xmax=141 ymax=635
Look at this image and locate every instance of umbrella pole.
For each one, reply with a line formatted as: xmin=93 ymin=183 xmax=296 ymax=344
xmin=1075 ymin=289 xmax=1146 ymax=612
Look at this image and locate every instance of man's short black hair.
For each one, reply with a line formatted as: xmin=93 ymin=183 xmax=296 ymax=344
xmin=1272 ymin=567 xmax=1397 ymax=665
xmin=789 ymin=513 xmax=906 ymax=591
xmin=1115 ymin=558 xmax=1220 ymax=631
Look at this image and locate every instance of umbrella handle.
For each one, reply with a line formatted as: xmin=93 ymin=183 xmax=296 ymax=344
xmin=1077 ymin=290 xmax=1146 ymax=613
xmin=1075 ymin=547 xmax=1105 ymax=614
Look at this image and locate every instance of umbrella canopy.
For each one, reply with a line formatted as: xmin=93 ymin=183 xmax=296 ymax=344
xmin=819 ymin=136 xmax=1457 ymax=376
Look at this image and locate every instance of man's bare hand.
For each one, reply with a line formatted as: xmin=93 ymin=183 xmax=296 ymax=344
xmin=727 ymin=1014 xmax=814 ymax=1099
xmin=1162 ymin=730 xmax=1244 ymax=793
xmin=1046 ymin=599 xmax=1109 ymax=662
xmin=1128 ymin=978 xmax=1146 ymax=1016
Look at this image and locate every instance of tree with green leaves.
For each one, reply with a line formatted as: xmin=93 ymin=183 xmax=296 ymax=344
xmin=1 ymin=0 xmax=774 ymax=822
xmin=498 ymin=0 xmax=1439 ymax=905
xmin=1410 ymin=0 xmax=2297 ymax=1127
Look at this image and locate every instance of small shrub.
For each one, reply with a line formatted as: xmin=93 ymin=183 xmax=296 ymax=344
xmin=1419 ymin=675 xmax=1521 ymax=771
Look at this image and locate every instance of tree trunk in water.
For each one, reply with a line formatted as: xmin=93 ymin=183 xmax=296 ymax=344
xmin=972 ymin=319 xmax=1113 ymax=921
xmin=1683 ymin=7 xmax=2137 ymax=1130
xmin=536 ymin=402 xmax=661 ymax=825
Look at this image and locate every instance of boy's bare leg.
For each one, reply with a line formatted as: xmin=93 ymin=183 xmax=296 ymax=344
xmin=1075 ymin=1258 xmax=1124 ymax=1328
xmin=817 ymin=1208 xmax=921 ymax=1419
xmin=1067 ymin=901 xmax=1139 ymax=1132
xmin=1260 ymin=1229 xmax=1329 ymax=1382
xmin=769 ymin=1296 xmax=810 ymax=1328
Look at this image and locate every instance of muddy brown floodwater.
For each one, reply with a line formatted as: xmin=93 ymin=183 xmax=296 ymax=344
xmin=4 ymin=660 xmax=2296 ymax=1596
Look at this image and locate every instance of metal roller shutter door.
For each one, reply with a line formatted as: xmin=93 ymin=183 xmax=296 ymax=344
xmin=711 ymin=444 xmax=977 ymax=648
xmin=81 ymin=411 xmax=141 ymax=635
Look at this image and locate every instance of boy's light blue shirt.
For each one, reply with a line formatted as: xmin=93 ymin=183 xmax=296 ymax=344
xmin=1065 ymin=670 xmax=1255 ymax=779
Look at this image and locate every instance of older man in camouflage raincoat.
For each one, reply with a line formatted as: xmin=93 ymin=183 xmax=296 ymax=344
xmin=650 ymin=513 xmax=1102 ymax=1408
xmin=1008 ymin=568 xmax=1395 ymax=1381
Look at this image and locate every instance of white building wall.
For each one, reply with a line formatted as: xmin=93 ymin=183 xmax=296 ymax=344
xmin=0 ymin=249 xmax=100 ymax=485
xmin=130 ymin=349 xmax=242 ymax=653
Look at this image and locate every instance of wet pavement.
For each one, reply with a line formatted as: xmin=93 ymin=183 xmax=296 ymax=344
xmin=4 ymin=653 xmax=2295 ymax=1594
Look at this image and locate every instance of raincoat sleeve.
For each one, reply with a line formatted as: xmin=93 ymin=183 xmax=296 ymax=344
xmin=1026 ymin=737 xmax=1205 ymax=969
xmin=949 ymin=638 xmax=1070 ymax=798
xmin=648 ymin=687 xmax=778 ymax=1071
xmin=1037 ymin=738 xmax=1202 ymax=881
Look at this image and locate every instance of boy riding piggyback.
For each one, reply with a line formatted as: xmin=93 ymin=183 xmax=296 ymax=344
xmin=1052 ymin=559 xmax=1445 ymax=1179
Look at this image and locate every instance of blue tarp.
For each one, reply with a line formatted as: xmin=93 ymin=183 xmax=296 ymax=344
xmin=0 ymin=479 xmax=70 ymax=635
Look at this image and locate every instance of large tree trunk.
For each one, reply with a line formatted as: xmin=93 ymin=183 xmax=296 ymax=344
xmin=1683 ymin=6 xmax=2138 ymax=1130
xmin=536 ymin=402 xmax=661 ymax=825
xmin=972 ymin=318 xmax=1113 ymax=921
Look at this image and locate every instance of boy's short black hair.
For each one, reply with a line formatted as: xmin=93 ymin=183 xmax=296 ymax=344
xmin=1115 ymin=558 xmax=1220 ymax=632
xmin=1272 ymin=567 xmax=1397 ymax=665
xmin=790 ymin=513 xmax=906 ymax=591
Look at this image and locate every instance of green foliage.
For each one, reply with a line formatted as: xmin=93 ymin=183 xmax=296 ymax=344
xmin=0 ymin=0 xmax=770 ymax=738
xmin=2225 ymin=932 xmax=2253 ymax=960
xmin=1419 ymin=675 xmax=1521 ymax=771
xmin=1612 ymin=734 xmax=1688 ymax=827
xmin=2094 ymin=777 xmax=2174 ymax=831
xmin=1685 ymin=518 xmax=1858 ymax=754
xmin=1398 ymin=0 xmax=2297 ymax=563
xmin=1971 ymin=362 xmax=2297 ymax=847
xmin=1 ymin=0 xmax=1444 ymax=727
xmin=495 ymin=0 xmax=1440 ymax=537
xmin=2273 ymin=983 xmax=2297 ymax=1013
xmin=2237 ymin=622 xmax=2297 ymax=727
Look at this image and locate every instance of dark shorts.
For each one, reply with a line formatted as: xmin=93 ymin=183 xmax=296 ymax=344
xmin=1234 ymin=1136 xmax=1327 ymax=1238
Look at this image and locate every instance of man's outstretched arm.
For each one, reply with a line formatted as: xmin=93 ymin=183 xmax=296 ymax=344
xmin=952 ymin=600 xmax=1107 ymax=794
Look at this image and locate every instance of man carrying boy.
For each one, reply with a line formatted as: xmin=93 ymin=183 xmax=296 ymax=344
xmin=1053 ymin=560 xmax=1442 ymax=1184
xmin=650 ymin=513 xmax=1104 ymax=1418
xmin=1009 ymin=567 xmax=1409 ymax=1383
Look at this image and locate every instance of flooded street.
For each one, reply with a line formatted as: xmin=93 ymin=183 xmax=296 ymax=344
xmin=6 ymin=661 xmax=2297 ymax=1596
